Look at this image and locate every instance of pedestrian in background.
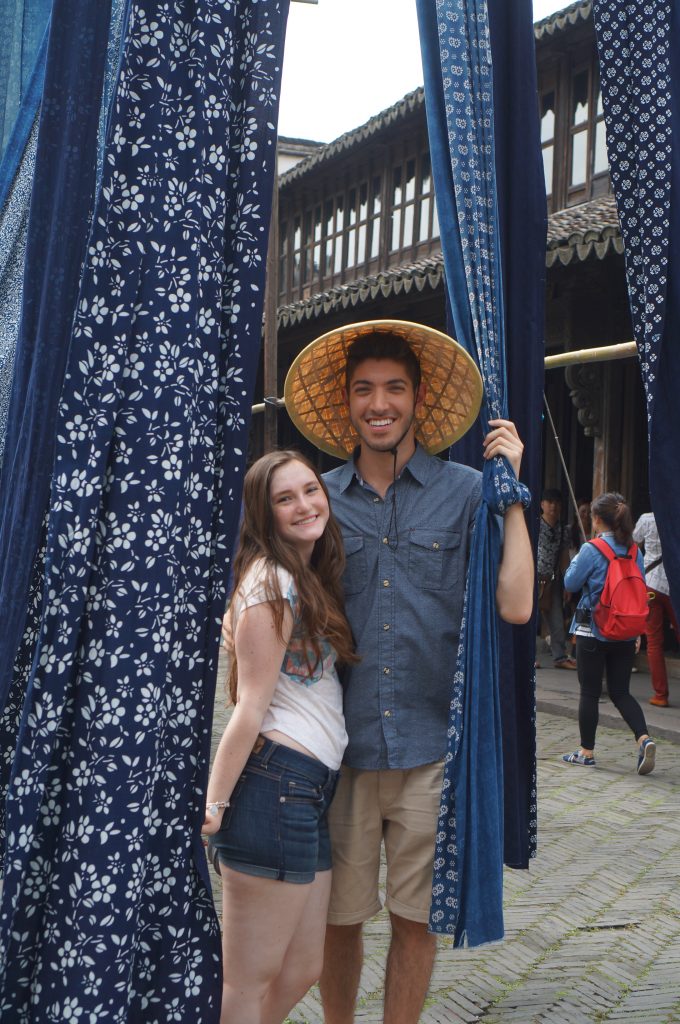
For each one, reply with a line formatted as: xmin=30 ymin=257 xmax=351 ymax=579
xmin=561 ymin=492 xmax=656 ymax=775
xmin=634 ymin=511 xmax=679 ymax=707
xmin=537 ymin=488 xmax=576 ymax=669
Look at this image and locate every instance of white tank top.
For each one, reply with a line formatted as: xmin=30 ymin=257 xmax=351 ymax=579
xmin=231 ymin=559 xmax=347 ymax=770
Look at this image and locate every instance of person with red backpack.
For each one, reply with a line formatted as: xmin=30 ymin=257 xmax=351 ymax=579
xmin=560 ymin=492 xmax=657 ymax=775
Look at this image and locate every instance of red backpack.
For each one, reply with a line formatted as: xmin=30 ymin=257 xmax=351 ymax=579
xmin=589 ymin=538 xmax=649 ymax=640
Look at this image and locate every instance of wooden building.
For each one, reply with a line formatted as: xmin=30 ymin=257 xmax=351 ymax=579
xmin=254 ymin=1 xmax=649 ymax=518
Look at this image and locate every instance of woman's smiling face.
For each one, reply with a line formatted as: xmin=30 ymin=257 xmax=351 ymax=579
xmin=270 ymin=459 xmax=330 ymax=561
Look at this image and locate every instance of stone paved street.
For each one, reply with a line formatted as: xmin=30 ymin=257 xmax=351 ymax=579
xmin=208 ymin=662 xmax=680 ymax=1022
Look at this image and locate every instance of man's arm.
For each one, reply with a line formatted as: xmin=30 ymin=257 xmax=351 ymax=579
xmin=483 ymin=419 xmax=534 ymax=625
xmin=632 ymin=514 xmax=648 ymax=547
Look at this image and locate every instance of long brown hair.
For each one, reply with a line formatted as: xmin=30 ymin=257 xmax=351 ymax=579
xmin=226 ymin=450 xmax=358 ymax=703
xmin=591 ymin=491 xmax=634 ymax=547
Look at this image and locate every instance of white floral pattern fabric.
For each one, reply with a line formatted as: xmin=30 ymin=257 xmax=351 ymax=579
xmin=592 ymin=0 xmax=673 ymax=424
xmin=0 ymin=1 xmax=289 ymax=1019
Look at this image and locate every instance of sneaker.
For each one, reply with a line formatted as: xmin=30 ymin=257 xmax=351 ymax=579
xmin=637 ymin=738 xmax=656 ymax=776
xmin=649 ymin=695 xmax=669 ymax=707
xmin=555 ymin=657 xmax=577 ymax=670
xmin=562 ymin=751 xmax=596 ymax=767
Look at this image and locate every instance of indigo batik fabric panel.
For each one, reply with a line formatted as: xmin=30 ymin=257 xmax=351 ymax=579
xmin=446 ymin=0 xmax=544 ymax=871
xmin=593 ymin=0 xmax=680 ymax=621
xmin=0 ymin=0 xmax=113 ymax=724
xmin=0 ymin=0 xmax=51 ymax=160
xmin=0 ymin=2 xmax=289 ymax=1021
xmin=485 ymin=0 xmax=543 ymax=872
xmin=418 ymin=0 xmax=532 ymax=946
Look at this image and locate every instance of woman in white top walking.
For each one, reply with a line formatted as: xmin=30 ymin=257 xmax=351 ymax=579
xmin=202 ymin=451 xmax=357 ymax=1024
xmin=633 ymin=511 xmax=679 ymax=707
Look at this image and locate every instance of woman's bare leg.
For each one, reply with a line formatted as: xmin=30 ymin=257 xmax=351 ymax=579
xmin=219 ymin=864 xmax=330 ymax=1024
xmin=261 ymin=870 xmax=332 ymax=1024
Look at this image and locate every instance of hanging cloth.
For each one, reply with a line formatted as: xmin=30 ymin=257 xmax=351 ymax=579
xmin=417 ymin=0 xmax=533 ymax=946
xmin=0 ymin=0 xmax=113 ymax=768
xmin=0 ymin=0 xmax=51 ymax=162
xmin=0 ymin=18 xmax=49 ymax=465
xmin=447 ymin=0 xmax=544 ymax=870
xmin=592 ymin=0 xmax=680 ymax=620
xmin=0 ymin=1 xmax=289 ymax=1020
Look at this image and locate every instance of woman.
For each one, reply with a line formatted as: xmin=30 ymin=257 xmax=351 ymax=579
xmin=561 ymin=492 xmax=656 ymax=775
xmin=202 ymin=451 xmax=357 ymax=1024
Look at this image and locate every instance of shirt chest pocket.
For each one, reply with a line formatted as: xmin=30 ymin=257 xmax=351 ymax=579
xmin=407 ymin=529 xmax=462 ymax=590
xmin=342 ymin=535 xmax=367 ymax=595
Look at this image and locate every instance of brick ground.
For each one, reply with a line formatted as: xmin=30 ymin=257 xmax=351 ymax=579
xmin=208 ymin=662 xmax=680 ymax=1023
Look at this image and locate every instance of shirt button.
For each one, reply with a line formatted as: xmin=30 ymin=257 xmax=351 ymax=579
xmin=382 ymin=536 xmax=389 ymax=544
xmin=432 ymin=541 xmax=440 ymax=550
xmin=383 ymin=579 xmax=389 ymax=587
xmin=373 ymin=496 xmax=380 ymax=503
xmin=384 ymin=709 xmax=391 ymax=718
xmin=383 ymin=667 xmax=390 ymax=674
xmin=383 ymin=623 xmax=390 ymax=631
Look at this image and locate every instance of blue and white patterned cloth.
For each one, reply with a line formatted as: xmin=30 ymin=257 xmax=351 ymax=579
xmin=593 ymin=0 xmax=672 ymax=424
xmin=592 ymin=1 xmax=680 ymax=643
xmin=0 ymin=2 xmax=289 ymax=1019
xmin=418 ymin=0 xmax=532 ymax=946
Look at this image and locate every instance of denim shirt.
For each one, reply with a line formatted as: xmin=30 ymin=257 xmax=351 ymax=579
xmin=564 ymin=533 xmax=646 ymax=642
xmin=324 ymin=445 xmax=482 ymax=769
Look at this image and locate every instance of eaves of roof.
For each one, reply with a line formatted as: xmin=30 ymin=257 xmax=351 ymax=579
xmin=277 ymin=195 xmax=622 ymax=330
xmin=546 ymin=194 xmax=623 ymax=267
xmin=534 ymin=1 xmax=591 ymax=41
xmin=279 ymin=88 xmax=425 ymax=188
xmin=278 ymin=253 xmax=444 ymax=330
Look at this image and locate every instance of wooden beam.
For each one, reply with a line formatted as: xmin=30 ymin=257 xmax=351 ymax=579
xmin=252 ymin=341 xmax=639 ymax=417
xmin=263 ymin=173 xmax=280 ymax=452
xmin=544 ymin=341 xmax=637 ymax=369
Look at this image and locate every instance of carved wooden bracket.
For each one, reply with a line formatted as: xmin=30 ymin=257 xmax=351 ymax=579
xmin=565 ymin=361 xmax=602 ymax=437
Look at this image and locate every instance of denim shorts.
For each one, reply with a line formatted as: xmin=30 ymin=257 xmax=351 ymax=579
xmin=208 ymin=737 xmax=339 ymax=884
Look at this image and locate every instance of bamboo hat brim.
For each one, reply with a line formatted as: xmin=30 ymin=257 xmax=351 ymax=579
xmin=284 ymin=320 xmax=483 ymax=459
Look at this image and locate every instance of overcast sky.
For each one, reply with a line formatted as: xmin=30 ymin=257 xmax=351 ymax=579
xmin=279 ymin=0 xmax=567 ymax=142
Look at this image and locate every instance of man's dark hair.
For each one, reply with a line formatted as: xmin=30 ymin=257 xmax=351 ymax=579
xmin=345 ymin=332 xmax=421 ymax=393
xmin=541 ymin=487 xmax=562 ymax=503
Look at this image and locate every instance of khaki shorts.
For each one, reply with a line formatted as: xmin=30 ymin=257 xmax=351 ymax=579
xmin=327 ymin=760 xmax=445 ymax=926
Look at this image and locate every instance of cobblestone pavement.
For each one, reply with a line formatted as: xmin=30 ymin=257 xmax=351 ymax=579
xmin=208 ymin=667 xmax=680 ymax=1023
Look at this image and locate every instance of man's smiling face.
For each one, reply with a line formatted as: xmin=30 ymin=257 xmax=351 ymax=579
xmin=345 ymin=357 xmax=425 ymax=454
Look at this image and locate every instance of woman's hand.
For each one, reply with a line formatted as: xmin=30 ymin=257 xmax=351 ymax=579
xmin=202 ymin=809 xmax=223 ymax=836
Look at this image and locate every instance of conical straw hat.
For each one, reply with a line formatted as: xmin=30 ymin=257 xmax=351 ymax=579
xmin=284 ymin=319 xmax=483 ymax=459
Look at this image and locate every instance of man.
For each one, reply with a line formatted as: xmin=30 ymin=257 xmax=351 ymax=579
xmin=537 ymin=488 xmax=576 ymax=669
xmin=284 ymin=321 xmax=534 ymax=1024
xmin=634 ymin=511 xmax=679 ymax=707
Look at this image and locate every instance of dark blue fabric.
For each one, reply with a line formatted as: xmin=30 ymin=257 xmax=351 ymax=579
xmin=417 ymin=0 xmax=533 ymax=946
xmin=649 ymin=3 xmax=680 ymax=623
xmin=0 ymin=1 xmax=289 ymax=1018
xmin=486 ymin=0 xmax=544 ymax=869
xmin=447 ymin=0 xmax=544 ymax=869
xmin=0 ymin=21 xmax=47 ymax=213
xmin=593 ymin=0 xmax=680 ymax=624
xmin=0 ymin=0 xmax=52 ymax=160
xmin=0 ymin=0 xmax=112 ymax=723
